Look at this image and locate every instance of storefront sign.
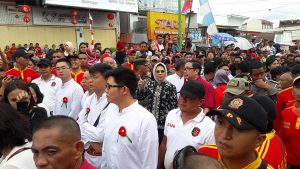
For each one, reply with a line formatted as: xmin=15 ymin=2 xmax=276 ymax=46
xmin=32 ymin=7 xmax=116 ymax=28
xmin=139 ymin=0 xmax=185 ymax=13
xmin=147 ymin=11 xmax=185 ymax=40
xmin=45 ymin=0 xmax=138 ymax=13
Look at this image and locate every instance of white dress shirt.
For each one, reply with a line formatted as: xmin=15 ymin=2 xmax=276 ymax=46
xmin=81 ymin=91 xmax=94 ymax=109
xmin=32 ymin=75 xmax=62 ymax=112
xmin=164 ymin=108 xmax=216 ymax=168
xmin=54 ymin=79 xmax=84 ymax=119
xmin=166 ymin=73 xmax=184 ymax=99
xmin=102 ymin=101 xmax=158 ymax=169
xmin=77 ymin=93 xmax=119 ymax=168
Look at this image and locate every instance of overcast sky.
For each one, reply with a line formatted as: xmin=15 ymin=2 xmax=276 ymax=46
xmin=193 ymin=0 xmax=300 ymax=27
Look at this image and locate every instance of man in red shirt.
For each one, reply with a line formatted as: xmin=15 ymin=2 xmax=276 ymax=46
xmin=68 ymin=54 xmax=84 ymax=84
xmin=278 ymin=76 xmax=300 ymax=168
xmin=32 ymin=116 xmax=96 ymax=169
xmin=121 ymin=50 xmax=136 ymax=71
xmin=5 ymin=48 xmax=39 ymax=83
xmin=184 ymin=60 xmax=215 ymax=113
xmin=275 ymin=64 xmax=300 ymax=131
xmin=198 ymin=96 xmax=273 ymax=169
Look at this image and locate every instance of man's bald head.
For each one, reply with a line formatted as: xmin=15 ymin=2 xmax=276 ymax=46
xmin=103 ymin=57 xmax=117 ymax=68
xmin=33 ymin=115 xmax=81 ymax=142
xmin=184 ymin=153 xmax=224 ymax=169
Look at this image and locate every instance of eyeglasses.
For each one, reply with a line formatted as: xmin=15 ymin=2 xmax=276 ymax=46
xmin=106 ymin=83 xmax=124 ymax=89
xmin=55 ymin=66 xmax=70 ymax=71
xmin=156 ymin=70 xmax=165 ymax=74
xmin=184 ymin=67 xmax=195 ymax=71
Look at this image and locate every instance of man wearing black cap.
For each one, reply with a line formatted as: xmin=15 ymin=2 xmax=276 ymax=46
xmin=158 ymin=80 xmax=215 ymax=169
xmin=32 ymin=58 xmax=62 ymax=114
xmin=5 ymin=48 xmax=39 ymax=83
xmin=278 ymin=76 xmax=300 ymax=168
xmin=199 ymin=95 xmax=273 ymax=169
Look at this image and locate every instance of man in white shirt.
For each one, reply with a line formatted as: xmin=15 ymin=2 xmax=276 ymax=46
xmin=102 ymin=67 xmax=158 ymax=169
xmin=54 ymin=58 xmax=84 ymax=119
xmin=166 ymin=58 xmax=186 ymax=99
xmin=156 ymin=34 xmax=165 ymax=52
xmin=158 ymin=80 xmax=216 ymax=169
xmin=32 ymin=58 xmax=62 ymax=115
xmin=77 ymin=63 xmax=119 ymax=168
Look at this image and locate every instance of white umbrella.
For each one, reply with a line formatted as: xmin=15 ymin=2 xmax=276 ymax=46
xmin=224 ymin=37 xmax=253 ymax=50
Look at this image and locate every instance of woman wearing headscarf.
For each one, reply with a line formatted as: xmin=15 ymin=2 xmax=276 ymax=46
xmin=63 ymin=41 xmax=75 ymax=57
xmin=86 ymin=45 xmax=97 ymax=66
xmin=137 ymin=62 xmax=177 ymax=144
xmin=214 ymin=69 xmax=229 ymax=108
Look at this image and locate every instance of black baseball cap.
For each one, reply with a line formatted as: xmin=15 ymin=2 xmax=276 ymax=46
xmin=207 ymin=95 xmax=268 ymax=134
xmin=179 ymin=80 xmax=205 ymax=99
xmin=13 ymin=48 xmax=33 ymax=60
xmin=37 ymin=58 xmax=52 ymax=67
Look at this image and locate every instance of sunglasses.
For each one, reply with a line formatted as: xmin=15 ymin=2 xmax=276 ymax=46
xmin=105 ymin=83 xmax=124 ymax=89
xmin=156 ymin=70 xmax=165 ymax=74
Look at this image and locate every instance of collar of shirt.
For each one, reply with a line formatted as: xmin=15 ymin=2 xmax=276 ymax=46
xmin=175 ymin=109 xmax=205 ymax=123
xmin=94 ymin=92 xmax=107 ymax=104
xmin=62 ymin=78 xmax=74 ymax=88
xmin=219 ymin=152 xmax=263 ymax=169
xmin=119 ymin=100 xmax=138 ymax=115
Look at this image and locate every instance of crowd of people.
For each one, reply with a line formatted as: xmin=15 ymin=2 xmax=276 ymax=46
xmin=0 ymin=33 xmax=300 ymax=169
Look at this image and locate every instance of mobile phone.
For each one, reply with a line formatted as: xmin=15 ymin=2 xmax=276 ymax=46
xmin=17 ymin=101 xmax=30 ymax=114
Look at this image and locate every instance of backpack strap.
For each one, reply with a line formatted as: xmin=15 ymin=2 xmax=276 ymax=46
xmin=7 ymin=147 xmax=30 ymax=161
xmin=93 ymin=103 xmax=110 ymax=127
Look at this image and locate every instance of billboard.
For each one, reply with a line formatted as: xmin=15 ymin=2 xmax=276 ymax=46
xmin=44 ymin=0 xmax=138 ymax=13
xmin=147 ymin=11 xmax=186 ymax=40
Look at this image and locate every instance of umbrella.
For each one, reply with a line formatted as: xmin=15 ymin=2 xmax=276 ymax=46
xmin=212 ymin=33 xmax=237 ymax=42
xmin=224 ymin=37 xmax=253 ymax=50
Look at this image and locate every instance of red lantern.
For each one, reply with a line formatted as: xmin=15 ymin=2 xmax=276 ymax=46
xmin=70 ymin=10 xmax=78 ymax=17
xmin=20 ymin=5 xmax=31 ymax=14
xmin=23 ymin=16 xmax=30 ymax=23
xmin=107 ymin=13 xmax=114 ymax=20
xmin=71 ymin=18 xmax=78 ymax=25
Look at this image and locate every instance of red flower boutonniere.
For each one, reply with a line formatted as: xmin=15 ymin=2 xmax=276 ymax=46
xmin=61 ymin=97 xmax=68 ymax=108
xmin=117 ymin=126 xmax=132 ymax=143
xmin=85 ymin=107 xmax=91 ymax=117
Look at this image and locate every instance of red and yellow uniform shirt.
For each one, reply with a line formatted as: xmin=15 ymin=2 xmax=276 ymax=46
xmin=5 ymin=67 xmax=39 ymax=83
xmin=257 ymin=130 xmax=287 ymax=169
xmin=275 ymin=87 xmax=295 ymax=131
xmin=198 ymin=145 xmax=274 ymax=169
xmin=122 ymin=62 xmax=135 ymax=72
xmin=71 ymin=70 xmax=84 ymax=84
xmin=278 ymin=106 xmax=300 ymax=167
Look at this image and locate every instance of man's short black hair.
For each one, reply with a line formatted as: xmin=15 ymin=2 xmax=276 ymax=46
xmin=249 ymin=60 xmax=263 ymax=74
xmin=89 ymin=63 xmax=112 ymax=76
xmin=105 ymin=67 xmax=138 ymax=97
xmin=270 ymin=66 xmax=284 ymax=80
xmin=140 ymin=41 xmax=148 ymax=45
xmin=204 ymin=61 xmax=218 ymax=75
xmin=188 ymin=60 xmax=201 ymax=75
xmin=175 ymin=58 xmax=187 ymax=71
xmin=0 ymin=103 xmax=31 ymax=151
xmin=33 ymin=115 xmax=81 ymax=141
xmin=156 ymin=34 xmax=163 ymax=38
xmin=55 ymin=58 xmax=71 ymax=68
xmin=237 ymin=60 xmax=250 ymax=73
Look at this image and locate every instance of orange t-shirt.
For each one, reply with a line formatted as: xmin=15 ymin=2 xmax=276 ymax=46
xmin=71 ymin=70 xmax=84 ymax=84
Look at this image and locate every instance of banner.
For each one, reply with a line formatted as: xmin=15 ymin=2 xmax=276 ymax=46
xmin=45 ymin=0 xmax=138 ymax=13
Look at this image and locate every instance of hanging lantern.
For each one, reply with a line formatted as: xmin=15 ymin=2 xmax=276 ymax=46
xmin=20 ymin=5 xmax=31 ymax=14
xmin=71 ymin=18 xmax=78 ymax=25
xmin=107 ymin=13 xmax=114 ymax=20
xmin=23 ymin=16 xmax=30 ymax=23
xmin=70 ymin=10 xmax=78 ymax=17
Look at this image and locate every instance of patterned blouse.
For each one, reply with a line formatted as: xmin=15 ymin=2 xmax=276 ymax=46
xmin=137 ymin=80 xmax=178 ymax=128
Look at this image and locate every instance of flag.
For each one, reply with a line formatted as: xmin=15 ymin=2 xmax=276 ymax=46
xmin=89 ymin=11 xmax=94 ymax=45
xmin=182 ymin=0 xmax=192 ymax=14
xmin=199 ymin=0 xmax=218 ymax=35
